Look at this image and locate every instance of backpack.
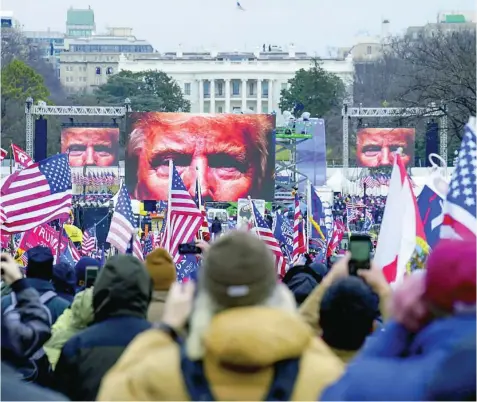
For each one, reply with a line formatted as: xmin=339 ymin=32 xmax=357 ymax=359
xmin=179 ymin=342 xmax=300 ymax=401
xmin=3 ymin=290 xmax=57 ymax=383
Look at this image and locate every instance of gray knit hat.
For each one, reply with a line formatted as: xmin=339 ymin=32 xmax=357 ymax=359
xmin=200 ymin=231 xmax=277 ymax=308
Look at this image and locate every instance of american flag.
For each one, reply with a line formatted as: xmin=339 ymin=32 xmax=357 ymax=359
xmin=106 ymin=185 xmax=137 ymax=253
xmin=194 ymin=175 xmax=210 ymax=240
xmin=362 ymin=176 xmax=379 ymax=189
xmin=166 ymin=164 xmax=203 ymax=264
xmin=82 ymin=226 xmax=96 ymax=255
xmin=0 ymin=154 xmax=72 ymax=234
xmin=346 ymin=204 xmax=358 ymax=222
xmin=0 ymin=148 xmax=7 ymax=161
xmin=69 ymin=241 xmax=81 ymax=263
xmin=131 ymin=235 xmax=144 ymax=261
xmin=292 ymin=193 xmax=305 ymax=258
xmin=440 ymin=119 xmax=477 ymax=240
xmin=249 ymin=199 xmax=287 ymax=278
xmin=20 ymin=251 xmax=28 ymax=266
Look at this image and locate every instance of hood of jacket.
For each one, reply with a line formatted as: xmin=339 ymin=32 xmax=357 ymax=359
xmin=203 ymin=307 xmax=314 ymax=367
xmin=44 ymin=288 xmax=94 ymax=368
xmin=93 ymin=255 xmax=153 ymax=322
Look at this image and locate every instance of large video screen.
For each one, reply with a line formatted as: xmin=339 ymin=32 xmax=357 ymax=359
xmin=61 ymin=127 xmax=119 ymax=167
xmin=125 ymin=112 xmax=276 ymax=202
xmin=356 ymin=128 xmax=415 ymax=167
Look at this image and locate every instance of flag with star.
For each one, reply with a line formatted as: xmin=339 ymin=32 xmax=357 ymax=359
xmin=440 ymin=117 xmax=477 ymax=240
xmin=106 ymin=185 xmax=137 ymax=253
xmin=0 ymin=154 xmax=72 ymax=234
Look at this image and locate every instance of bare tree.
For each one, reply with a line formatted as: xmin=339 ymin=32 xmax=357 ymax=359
xmin=388 ymin=28 xmax=476 ymax=140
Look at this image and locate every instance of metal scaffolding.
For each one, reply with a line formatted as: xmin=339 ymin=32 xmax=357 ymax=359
xmin=341 ymin=104 xmax=448 ymax=180
xmin=24 ymin=97 xmax=131 ymax=156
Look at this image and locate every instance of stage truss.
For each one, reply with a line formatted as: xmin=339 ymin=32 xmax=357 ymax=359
xmin=24 ymin=98 xmax=131 ymax=156
xmin=341 ymin=105 xmax=448 ymax=180
xmin=275 ymin=126 xmax=313 ymax=201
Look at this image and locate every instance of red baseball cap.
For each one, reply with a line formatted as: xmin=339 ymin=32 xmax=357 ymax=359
xmin=424 ymin=239 xmax=476 ymax=313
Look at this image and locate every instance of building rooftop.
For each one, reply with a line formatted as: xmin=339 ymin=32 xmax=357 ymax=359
xmin=67 ymin=7 xmax=95 ymax=26
xmin=24 ymin=30 xmax=65 ymax=39
xmin=143 ymin=50 xmax=312 ymax=61
xmin=65 ymin=35 xmax=152 ymax=46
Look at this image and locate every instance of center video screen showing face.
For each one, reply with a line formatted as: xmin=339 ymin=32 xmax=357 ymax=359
xmin=356 ymin=128 xmax=415 ymax=167
xmin=61 ymin=127 xmax=120 ymax=167
xmin=125 ymin=112 xmax=276 ymax=202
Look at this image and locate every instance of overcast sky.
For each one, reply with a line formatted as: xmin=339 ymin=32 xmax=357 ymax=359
xmin=3 ymin=0 xmax=475 ymax=55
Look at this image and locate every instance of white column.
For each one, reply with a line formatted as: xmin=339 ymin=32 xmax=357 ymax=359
xmin=198 ymin=79 xmax=204 ymax=113
xmin=256 ymin=79 xmax=262 ymax=113
xmin=241 ymin=78 xmax=247 ymax=112
xmin=268 ymin=79 xmax=273 ymax=113
xmin=210 ymin=79 xmax=215 ymax=114
xmin=225 ymin=79 xmax=231 ymax=113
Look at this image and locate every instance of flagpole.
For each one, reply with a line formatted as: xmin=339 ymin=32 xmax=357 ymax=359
xmin=166 ymin=160 xmax=173 ymax=253
xmin=56 ymin=219 xmax=65 ymax=262
xmin=306 ymin=180 xmax=312 ymax=253
xmin=9 ymin=141 xmax=14 ymax=174
xmin=196 ymin=166 xmax=204 ymax=240
xmin=247 ymin=196 xmax=259 ymax=238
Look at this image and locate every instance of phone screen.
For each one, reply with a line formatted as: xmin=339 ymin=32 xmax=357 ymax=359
xmin=85 ymin=266 xmax=99 ymax=288
xmin=349 ymin=240 xmax=371 ymax=262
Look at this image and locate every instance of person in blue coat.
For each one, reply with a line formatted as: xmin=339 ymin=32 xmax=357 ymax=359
xmin=321 ymin=239 xmax=476 ymax=401
xmin=2 ymin=246 xmax=71 ymax=324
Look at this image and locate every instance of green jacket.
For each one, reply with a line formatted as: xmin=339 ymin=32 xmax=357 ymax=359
xmin=44 ymin=288 xmax=94 ymax=369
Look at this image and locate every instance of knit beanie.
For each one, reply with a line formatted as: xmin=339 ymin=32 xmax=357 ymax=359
xmin=145 ymin=248 xmax=176 ymax=291
xmin=425 ymin=238 xmax=476 ymax=313
xmin=200 ymin=231 xmax=277 ymax=308
xmin=26 ymin=246 xmax=54 ymax=280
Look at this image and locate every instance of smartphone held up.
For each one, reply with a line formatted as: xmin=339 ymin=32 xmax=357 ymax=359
xmin=348 ymin=234 xmax=372 ymax=276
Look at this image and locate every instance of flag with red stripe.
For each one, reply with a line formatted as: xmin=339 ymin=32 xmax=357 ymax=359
xmin=292 ymin=193 xmax=306 ymax=258
xmin=166 ymin=164 xmax=203 ymax=265
xmin=249 ymin=199 xmax=287 ymax=278
xmin=0 ymin=154 xmax=72 ymax=234
xmin=440 ymin=118 xmax=476 ymax=240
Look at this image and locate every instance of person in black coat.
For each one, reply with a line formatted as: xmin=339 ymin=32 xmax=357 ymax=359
xmin=54 ymin=255 xmax=153 ymax=401
xmin=211 ymin=217 xmax=222 ymax=240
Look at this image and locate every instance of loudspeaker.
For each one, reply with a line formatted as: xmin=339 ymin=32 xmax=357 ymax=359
xmin=425 ymin=121 xmax=439 ymax=167
xmin=34 ymin=118 xmax=48 ymax=162
xmin=143 ymin=200 xmax=157 ymax=212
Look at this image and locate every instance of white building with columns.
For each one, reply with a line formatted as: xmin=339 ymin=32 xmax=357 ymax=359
xmin=117 ymin=45 xmax=354 ymax=121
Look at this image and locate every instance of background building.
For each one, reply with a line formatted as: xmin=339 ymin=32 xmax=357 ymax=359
xmin=23 ymin=29 xmax=65 ymax=77
xmin=117 ymin=44 xmax=354 ymax=121
xmin=336 ymin=20 xmax=391 ymax=61
xmin=406 ymin=10 xmax=476 ymax=38
xmin=66 ymin=6 xmax=95 ymax=37
xmin=60 ymin=27 xmax=154 ymax=93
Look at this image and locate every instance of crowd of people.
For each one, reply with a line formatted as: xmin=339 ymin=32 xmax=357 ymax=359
xmin=1 ymin=229 xmax=475 ymax=401
xmin=332 ymin=194 xmax=386 ymax=226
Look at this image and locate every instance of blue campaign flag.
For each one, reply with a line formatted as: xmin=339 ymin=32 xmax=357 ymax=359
xmin=176 ymin=254 xmax=199 ymax=282
xmin=310 ymin=185 xmax=328 ymax=240
xmin=272 ymin=212 xmax=293 ymax=259
xmin=417 ymin=185 xmax=444 ymax=248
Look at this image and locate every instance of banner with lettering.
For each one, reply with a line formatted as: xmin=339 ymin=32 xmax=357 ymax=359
xmin=272 ymin=212 xmax=293 ymax=260
xmin=18 ymin=224 xmax=68 ymax=256
xmin=11 ymin=143 xmax=34 ymax=169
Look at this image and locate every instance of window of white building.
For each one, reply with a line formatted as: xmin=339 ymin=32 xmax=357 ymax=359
xmin=184 ymin=82 xmax=191 ymax=95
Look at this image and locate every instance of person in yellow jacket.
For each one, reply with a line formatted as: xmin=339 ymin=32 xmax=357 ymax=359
xmin=98 ymin=231 xmax=344 ymax=401
xmin=299 ymin=253 xmax=392 ymax=363
xmin=44 ymin=288 xmax=94 ymax=369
